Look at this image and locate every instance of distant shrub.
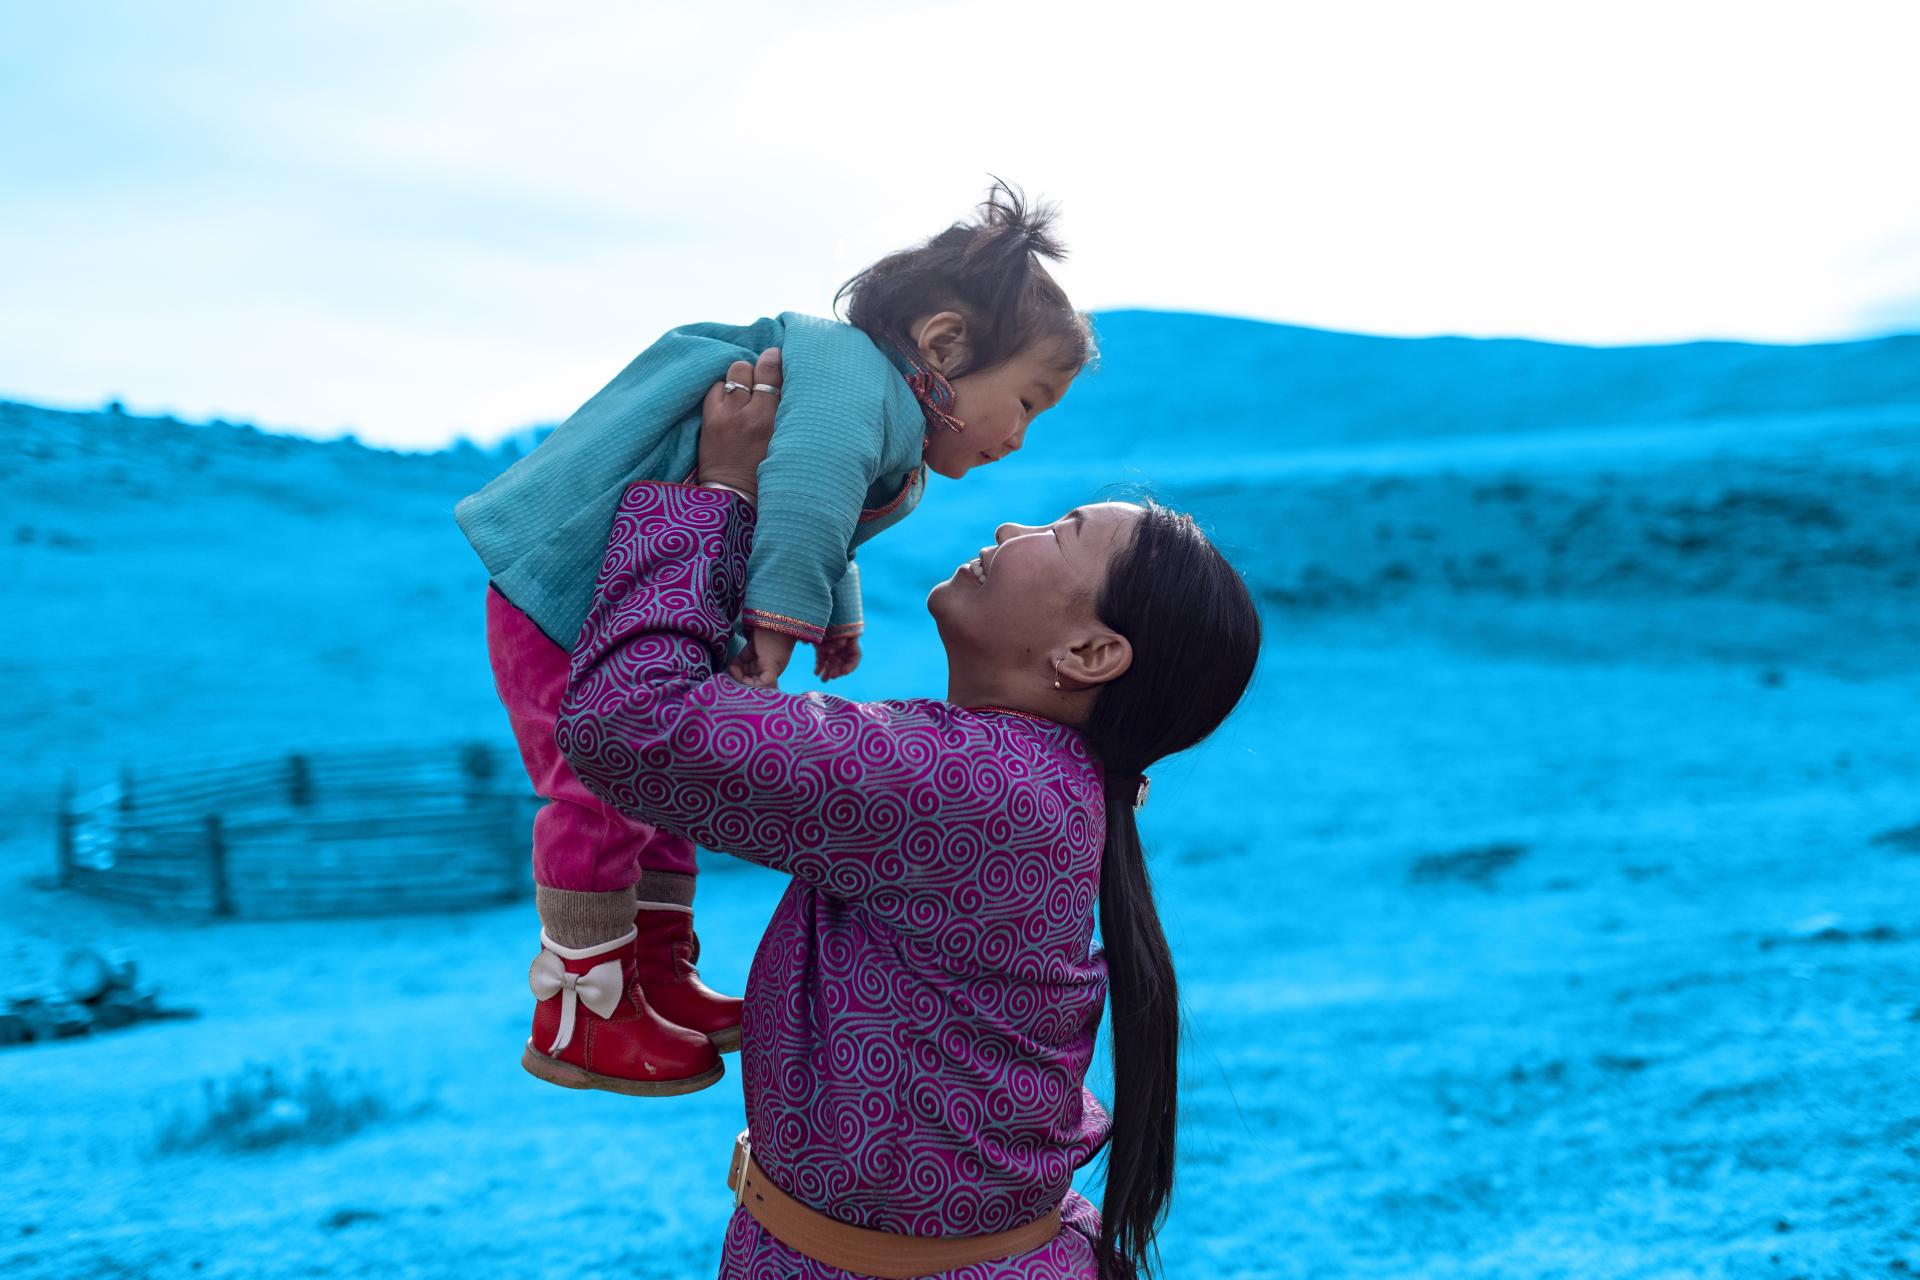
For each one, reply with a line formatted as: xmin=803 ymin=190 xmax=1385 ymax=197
xmin=1409 ymin=841 xmax=1530 ymax=886
xmin=158 ymin=1063 xmax=405 ymax=1153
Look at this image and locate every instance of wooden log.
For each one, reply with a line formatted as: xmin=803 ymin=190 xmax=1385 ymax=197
xmin=221 ymin=808 xmax=524 ymax=843
xmin=229 ymin=887 xmax=511 ymax=919
xmin=206 ymin=815 xmax=232 ymax=918
xmin=287 ymin=753 xmax=314 ymax=808
xmin=111 ymin=784 xmax=527 ymax=826
xmin=57 ymin=778 xmax=76 ymax=888
xmin=69 ymin=779 xmax=123 ymax=814
xmin=228 ymin=858 xmax=510 ymax=888
xmin=75 ymin=873 xmax=205 ymax=904
xmin=72 ymin=883 xmax=207 ymax=912
xmin=71 ymin=857 xmax=203 ymax=886
xmin=60 ymin=948 xmax=135 ymax=1003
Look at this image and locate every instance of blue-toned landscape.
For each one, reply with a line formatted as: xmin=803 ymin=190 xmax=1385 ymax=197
xmin=3 ymin=311 xmax=1919 ymax=1278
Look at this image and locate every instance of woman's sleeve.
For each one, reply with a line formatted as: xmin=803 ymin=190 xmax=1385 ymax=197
xmin=557 ymin=481 xmax=984 ymax=911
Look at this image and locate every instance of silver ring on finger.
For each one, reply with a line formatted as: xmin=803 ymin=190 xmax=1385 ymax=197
xmin=723 ymin=380 xmax=750 ymax=394
xmin=752 ymin=383 xmax=781 ymax=396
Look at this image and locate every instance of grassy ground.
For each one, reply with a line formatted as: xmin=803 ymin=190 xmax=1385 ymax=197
xmin=2 ymin=399 xmax=1917 ymax=1277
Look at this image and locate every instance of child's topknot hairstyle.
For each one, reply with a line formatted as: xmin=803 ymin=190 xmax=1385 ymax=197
xmin=836 ymin=178 xmax=1096 ymax=378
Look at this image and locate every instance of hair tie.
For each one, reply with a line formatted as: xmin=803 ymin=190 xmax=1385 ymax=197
xmin=1133 ymin=776 xmax=1151 ymax=811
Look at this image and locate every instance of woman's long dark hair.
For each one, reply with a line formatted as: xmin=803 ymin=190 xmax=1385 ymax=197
xmin=835 ymin=178 xmax=1095 ymax=375
xmin=1081 ymin=503 xmax=1262 ymax=1279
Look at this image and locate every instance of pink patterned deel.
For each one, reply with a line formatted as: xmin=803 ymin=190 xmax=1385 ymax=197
xmin=557 ymin=481 xmax=1114 ymax=1279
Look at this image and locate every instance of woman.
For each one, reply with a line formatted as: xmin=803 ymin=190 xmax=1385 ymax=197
xmin=554 ymin=350 xmax=1261 ymax=1280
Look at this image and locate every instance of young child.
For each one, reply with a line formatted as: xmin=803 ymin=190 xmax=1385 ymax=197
xmin=457 ymin=181 xmax=1095 ymax=1096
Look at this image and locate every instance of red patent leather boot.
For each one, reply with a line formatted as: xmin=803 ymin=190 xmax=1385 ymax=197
xmin=632 ymin=902 xmax=744 ymax=1055
xmin=522 ymin=927 xmax=723 ymax=1096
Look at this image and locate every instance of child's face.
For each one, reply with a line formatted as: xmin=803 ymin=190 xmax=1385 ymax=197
xmin=922 ymin=346 xmax=1076 ymax=481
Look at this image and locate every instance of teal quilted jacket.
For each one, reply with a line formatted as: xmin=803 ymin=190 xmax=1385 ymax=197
xmin=456 ymin=313 xmax=928 ymax=648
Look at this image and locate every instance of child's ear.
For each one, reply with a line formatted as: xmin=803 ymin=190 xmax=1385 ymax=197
xmin=914 ymin=311 xmax=968 ymax=376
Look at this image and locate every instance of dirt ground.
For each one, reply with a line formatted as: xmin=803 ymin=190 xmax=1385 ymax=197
xmin=3 ymin=399 xmax=1917 ymax=1277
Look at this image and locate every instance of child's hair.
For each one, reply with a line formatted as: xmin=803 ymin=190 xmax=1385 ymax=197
xmin=836 ymin=178 xmax=1096 ymax=377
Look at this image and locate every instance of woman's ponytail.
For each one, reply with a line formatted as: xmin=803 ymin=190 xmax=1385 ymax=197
xmin=1079 ymin=504 xmax=1263 ymax=1279
xmin=1095 ymin=787 xmax=1178 ymax=1280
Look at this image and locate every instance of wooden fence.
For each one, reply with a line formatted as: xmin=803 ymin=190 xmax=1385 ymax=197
xmin=56 ymin=743 xmax=540 ymax=918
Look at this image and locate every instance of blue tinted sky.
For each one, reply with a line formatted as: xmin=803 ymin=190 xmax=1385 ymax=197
xmin=2 ymin=1 xmax=1916 ymax=448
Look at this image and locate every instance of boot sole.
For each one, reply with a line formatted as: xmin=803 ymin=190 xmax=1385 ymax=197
xmin=521 ymin=1043 xmax=724 ymax=1097
xmin=709 ymin=1026 xmax=742 ymax=1055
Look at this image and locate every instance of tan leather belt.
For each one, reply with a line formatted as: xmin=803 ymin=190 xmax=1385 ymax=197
xmin=726 ymin=1130 xmax=1062 ymax=1279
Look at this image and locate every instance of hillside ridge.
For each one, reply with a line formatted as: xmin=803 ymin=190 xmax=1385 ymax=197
xmin=7 ymin=310 xmax=1916 ymax=470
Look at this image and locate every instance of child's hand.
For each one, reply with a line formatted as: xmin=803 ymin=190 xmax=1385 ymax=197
xmin=814 ymin=635 xmax=862 ymax=681
xmin=729 ymin=628 xmax=796 ymax=688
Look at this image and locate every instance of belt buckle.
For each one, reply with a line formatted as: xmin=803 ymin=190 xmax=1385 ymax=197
xmin=730 ymin=1130 xmax=752 ymax=1209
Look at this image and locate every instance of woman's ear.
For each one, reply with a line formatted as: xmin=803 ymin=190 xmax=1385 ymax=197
xmin=914 ymin=311 xmax=969 ymax=376
xmin=1061 ymin=629 xmax=1133 ymax=690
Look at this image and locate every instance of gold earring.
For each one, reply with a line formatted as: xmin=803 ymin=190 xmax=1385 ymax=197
xmin=1052 ymin=658 xmax=1063 ymax=691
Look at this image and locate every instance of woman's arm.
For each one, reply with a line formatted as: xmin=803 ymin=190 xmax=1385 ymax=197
xmin=556 ymin=357 xmax=1073 ymax=919
xmin=556 ymin=479 xmax=990 ymax=909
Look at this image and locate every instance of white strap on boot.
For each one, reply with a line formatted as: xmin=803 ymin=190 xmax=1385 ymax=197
xmin=529 ymin=927 xmax=635 ymax=1055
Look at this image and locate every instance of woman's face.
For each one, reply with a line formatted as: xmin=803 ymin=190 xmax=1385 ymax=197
xmin=927 ymin=502 xmax=1142 ymax=672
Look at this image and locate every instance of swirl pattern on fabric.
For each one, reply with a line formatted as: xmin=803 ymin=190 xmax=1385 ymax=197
xmin=558 ymin=482 xmax=1113 ymax=1279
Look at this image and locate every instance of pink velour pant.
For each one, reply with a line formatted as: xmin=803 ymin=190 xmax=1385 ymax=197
xmin=486 ymin=586 xmax=698 ymax=891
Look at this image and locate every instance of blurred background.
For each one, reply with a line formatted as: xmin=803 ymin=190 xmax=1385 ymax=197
xmin=3 ymin=3 xmax=1918 ymax=1277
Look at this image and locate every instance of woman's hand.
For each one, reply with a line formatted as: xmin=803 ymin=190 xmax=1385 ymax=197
xmin=697 ymin=348 xmax=781 ymax=504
